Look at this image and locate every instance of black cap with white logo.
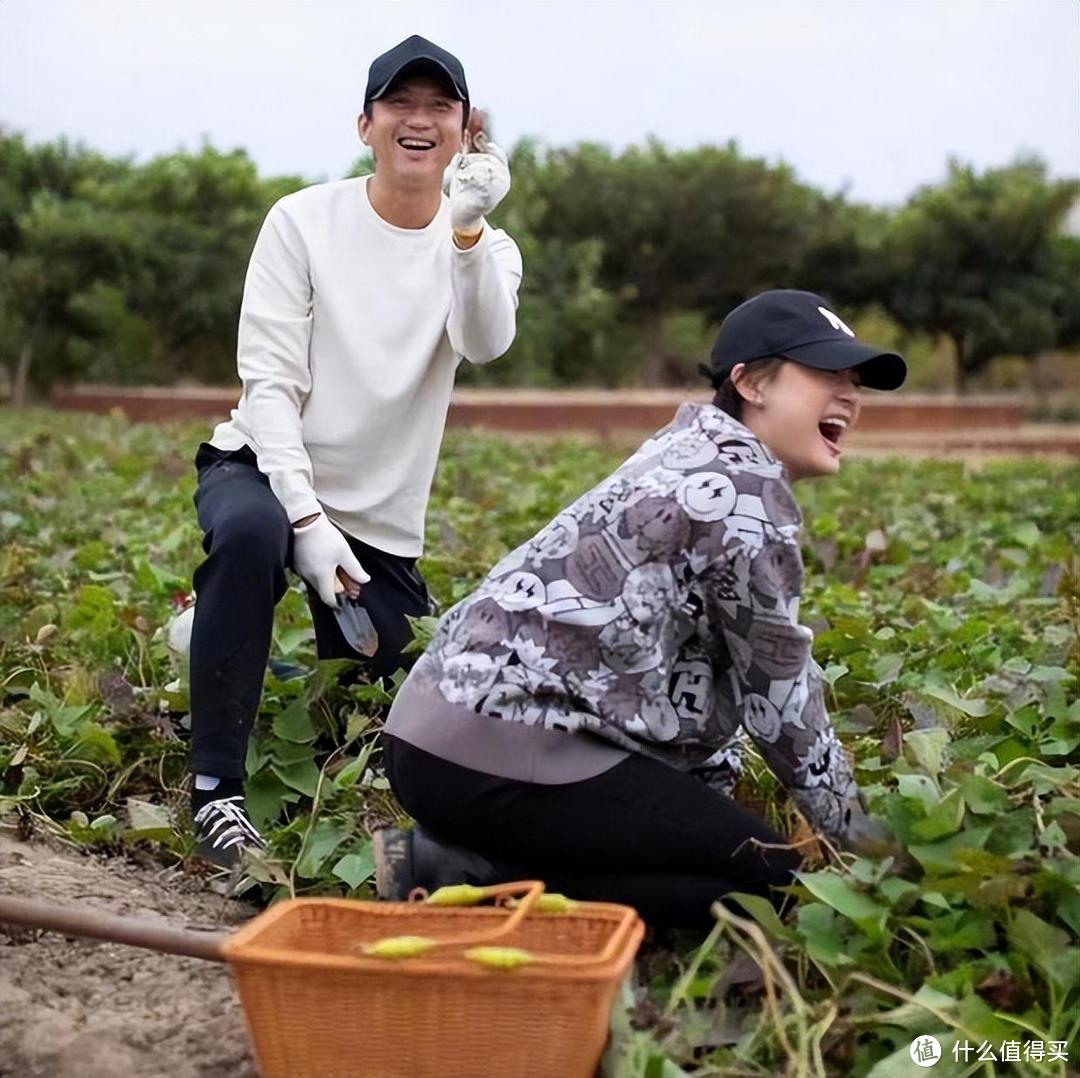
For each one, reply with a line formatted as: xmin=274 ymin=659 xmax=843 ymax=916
xmin=705 ymin=290 xmax=907 ymax=391
xmin=364 ymin=35 xmax=469 ymax=113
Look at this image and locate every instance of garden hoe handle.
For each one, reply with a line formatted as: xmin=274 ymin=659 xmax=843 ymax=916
xmin=0 ymin=894 xmax=229 ymax=963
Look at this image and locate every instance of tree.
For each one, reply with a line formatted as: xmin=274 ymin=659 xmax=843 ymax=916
xmin=1049 ymin=234 xmax=1080 ymax=349
xmin=0 ymin=132 xmax=131 ymax=402
xmin=461 ymin=139 xmax=625 ymax=387
xmin=90 ymin=143 xmax=304 ymax=383
xmin=881 ymin=159 xmax=1080 ymax=392
xmin=528 ymin=140 xmax=827 ymax=383
xmin=2 ymin=193 xmax=146 ymax=402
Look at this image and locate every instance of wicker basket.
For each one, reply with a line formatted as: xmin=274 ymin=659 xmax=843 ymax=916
xmin=221 ymin=881 xmax=644 ymax=1078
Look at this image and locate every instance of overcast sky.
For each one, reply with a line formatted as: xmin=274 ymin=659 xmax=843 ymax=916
xmin=1 ymin=0 xmax=1076 ymax=206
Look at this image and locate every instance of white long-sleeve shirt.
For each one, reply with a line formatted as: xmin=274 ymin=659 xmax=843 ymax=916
xmin=210 ymin=176 xmax=522 ymax=556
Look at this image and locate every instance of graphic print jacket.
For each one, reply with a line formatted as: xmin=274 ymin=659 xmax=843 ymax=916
xmin=413 ymin=403 xmax=863 ymax=842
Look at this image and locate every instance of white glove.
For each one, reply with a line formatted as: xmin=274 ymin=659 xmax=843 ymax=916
xmin=446 ymin=136 xmax=511 ymax=234
xmin=292 ymin=514 xmax=369 ymax=608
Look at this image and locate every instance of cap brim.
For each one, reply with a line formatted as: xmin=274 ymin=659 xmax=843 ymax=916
xmin=367 ymin=56 xmax=468 ymax=103
xmin=783 ymin=338 xmax=907 ymax=391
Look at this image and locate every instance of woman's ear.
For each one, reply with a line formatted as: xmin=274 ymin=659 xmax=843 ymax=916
xmin=730 ymin=363 xmax=757 ymax=405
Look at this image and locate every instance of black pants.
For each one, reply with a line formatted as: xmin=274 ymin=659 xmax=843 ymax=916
xmin=383 ymin=735 xmax=802 ymax=929
xmin=188 ymin=444 xmax=430 ymax=779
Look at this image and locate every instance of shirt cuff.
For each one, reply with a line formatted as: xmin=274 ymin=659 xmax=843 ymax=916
xmin=451 ymin=221 xmax=489 ymax=253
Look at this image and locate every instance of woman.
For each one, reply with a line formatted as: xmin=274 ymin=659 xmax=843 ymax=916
xmin=376 ymin=289 xmax=906 ymax=928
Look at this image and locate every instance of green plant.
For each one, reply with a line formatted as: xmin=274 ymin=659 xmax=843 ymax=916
xmin=1 ymin=409 xmax=1076 ymax=1075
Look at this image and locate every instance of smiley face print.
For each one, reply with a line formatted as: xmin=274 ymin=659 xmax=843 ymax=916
xmin=494 ymin=571 xmax=547 ymax=611
xmin=677 ymin=472 xmax=737 ymax=522
xmin=528 ymin=512 xmax=580 ymax=565
xmin=661 ymin=437 xmax=719 ymax=472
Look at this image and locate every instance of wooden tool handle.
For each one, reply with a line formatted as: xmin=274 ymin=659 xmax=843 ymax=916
xmin=0 ymin=894 xmax=229 ymax=962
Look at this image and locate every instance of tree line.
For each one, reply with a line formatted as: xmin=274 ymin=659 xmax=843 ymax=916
xmin=0 ymin=129 xmax=1076 ymax=403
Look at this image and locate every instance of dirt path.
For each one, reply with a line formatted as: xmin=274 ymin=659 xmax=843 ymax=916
xmin=0 ymin=830 xmax=257 ymax=1078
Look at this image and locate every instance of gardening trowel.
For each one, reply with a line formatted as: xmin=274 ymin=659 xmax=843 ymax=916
xmin=332 ymin=578 xmax=379 ymax=657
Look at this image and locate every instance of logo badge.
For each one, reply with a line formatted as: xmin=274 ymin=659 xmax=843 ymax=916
xmin=910 ymin=1035 xmax=942 ymax=1068
xmin=818 ymin=306 xmax=855 ymax=337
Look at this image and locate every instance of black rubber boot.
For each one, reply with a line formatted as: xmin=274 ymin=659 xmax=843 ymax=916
xmin=374 ymin=826 xmax=500 ymax=900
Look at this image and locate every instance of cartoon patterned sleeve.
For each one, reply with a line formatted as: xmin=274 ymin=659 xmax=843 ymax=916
xmin=707 ymin=533 xmax=862 ymax=843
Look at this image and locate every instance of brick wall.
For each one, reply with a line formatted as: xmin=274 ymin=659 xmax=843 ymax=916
xmin=50 ymin=385 xmax=1030 ymax=433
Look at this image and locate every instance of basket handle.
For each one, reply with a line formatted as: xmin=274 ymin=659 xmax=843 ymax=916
xmin=419 ymin=880 xmax=545 ymax=948
xmin=517 ymin=906 xmax=643 ymax=968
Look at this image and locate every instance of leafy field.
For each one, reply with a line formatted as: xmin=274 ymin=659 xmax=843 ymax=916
xmin=1 ymin=408 xmax=1078 ymax=1077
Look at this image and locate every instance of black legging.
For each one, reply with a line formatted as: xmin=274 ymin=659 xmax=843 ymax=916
xmin=382 ymin=734 xmax=802 ymax=928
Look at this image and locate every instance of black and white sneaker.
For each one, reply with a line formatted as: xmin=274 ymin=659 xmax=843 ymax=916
xmin=192 ymin=795 xmax=266 ymax=868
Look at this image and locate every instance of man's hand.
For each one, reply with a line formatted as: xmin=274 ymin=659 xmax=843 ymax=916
xmin=447 ymin=132 xmax=511 ymax=239
xmin=292 ymin=514 xmax=369 ymax=607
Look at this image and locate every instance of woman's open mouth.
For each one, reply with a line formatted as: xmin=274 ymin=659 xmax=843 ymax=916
xmin=818 ymin=417 xmax=848 ymax=455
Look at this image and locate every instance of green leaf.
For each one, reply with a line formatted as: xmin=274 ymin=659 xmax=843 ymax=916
xmin=296 ymin=818 xmax=350 ymax=879
xmin=275 ymin=626 xmax=314 ymax=656
xmin=969 ymin=874 xmax=1029 ymax=908
xmin=333 ymin=740 xmax=377 ymax=790
xmin=909 ymin=827 xmax=992 ymax=873
xmin=823 ymin=663 xmax=849 ymax=688
xmin=126 ymin=798 xmax=172 ymax=834
xmin=865 ymin=1032 xmax=959 ymax=1078
xmin=796 ymin=871 xmax=887 ymax=926
xmin=271 ymin=740 xmax=317 ymax=765
xmin=133 ymin=558 xmax=185 ymax=595
xmin=954 ymin=772 xmax=1008 ymax=815
xmin=70 ymin=723 xmax=121 ymax=765
xmin=245 ymin=735 xmax=271 ymax=776
xmin=246 ymin=768 xmax=296 ymax=831
xmin=271 ymin=757 xmax=321 ymax=797
xmin=986 ymin=808 xmax=1037 ymax=857
xmin=871 ymin=653 xmax=904 ymax=687
xmin=345 ymin=712 xmax=374 ymax=743
xmin=1029 ymin=664 xmax=1072 ymax=685
xmin=904 ymin=727 xmax=951 ymax=776
xmin=1012 ymin=520 xmax=1041 ymax=548
xmin=331 ymin=842 xmax=376 ymax=890
xmin=878 ymin=877 xmax=919 ymax=907
xmin=730 ymin=892 xmax=798 ymax=941
xmin=920 ymin=683 xmax=990 ymax=718
xmin=1057 ymin=892 xmax=1080 ymax=937
xmin=927 ymin=910 xmax=995 ymax=952
xmin=272 ymin=699 xmax=316 ymax=743
xmin=796 ymin=903 xmax=855 ymax=968
xmin=308 ymin=658 xmax=359 ymax=700
xmin=896 ymin=772 xmax=940 ymax=810
xmin=1017 ymin=762 xmax=1078 ymax=796
xmin=920 ymin=891 xmax=951 ymax=911
xmin=869 ymin=984 xmax=958 ymax=1032
xmin=1008 ymin=909 xmax=1078 ymax=992
xmin=910 ymin=788 xmax=965 ymax=841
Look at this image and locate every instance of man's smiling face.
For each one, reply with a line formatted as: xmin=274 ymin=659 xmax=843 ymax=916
xmin=358 ymin=73 xmax=464 ymax=190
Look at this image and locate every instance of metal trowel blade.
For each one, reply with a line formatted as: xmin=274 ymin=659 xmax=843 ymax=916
xmin=333 ymin=599 xmax=379 ymax=657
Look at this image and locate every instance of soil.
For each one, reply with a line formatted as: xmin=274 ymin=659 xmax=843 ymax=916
xmin=0 ymin=830 xmax=258 ymax=1078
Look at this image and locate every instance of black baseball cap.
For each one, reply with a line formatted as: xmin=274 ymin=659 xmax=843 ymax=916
xmin=364 ymin=35 xmax=469 ymax=113
xmin=704 ymin=290 xmax=907 ymax=391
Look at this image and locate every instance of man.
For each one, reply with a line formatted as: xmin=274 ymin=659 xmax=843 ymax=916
xmin=187 ymin=35 xmax=522 ymax=866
